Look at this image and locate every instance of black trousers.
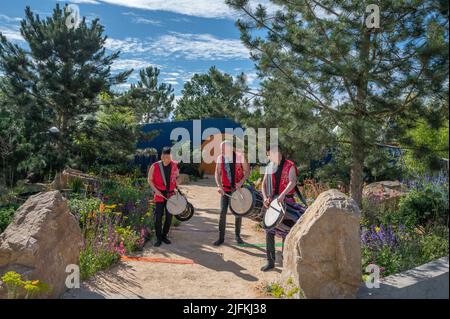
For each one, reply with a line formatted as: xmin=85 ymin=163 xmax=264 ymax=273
xmin=154 ymin=200 xmax=173 ymax=240
xmin=218 ymin=192 xmax=242 ymax=240
xmin=265 ymin=231 xmax=285 ymax=264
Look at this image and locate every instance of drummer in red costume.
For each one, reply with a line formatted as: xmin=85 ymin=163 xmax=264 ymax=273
xmin=148 ymin=147 xmax=180 ymax=247
xmin=214 ymin=140 xmax=250 ymax=246
xmin=261 ymin=144 xmax=298 ymax=271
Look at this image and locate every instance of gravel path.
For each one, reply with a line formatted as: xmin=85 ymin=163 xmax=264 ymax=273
xmin=64 ymin=177 xmax=283 ymax=299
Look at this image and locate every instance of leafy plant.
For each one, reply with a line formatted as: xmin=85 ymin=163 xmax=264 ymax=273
xmin=0 ymin=204 xmax=18 ymax=233
xmin=397 ymin=187 xmax=448 ymax=227
xmin=362 ymin=223 xmax=449 ymax=277
xmin=68 ymin=177 xmax=85 ymax=194
xmin=1 ymin=271 xmax=51 ymax=299
xmin=265 ymin=278 xmax=303 ymax=299
xmin=80 ymin=247 xmax=121 ymax=280
xmin=115 ymin=225 xmax=142 ymax=254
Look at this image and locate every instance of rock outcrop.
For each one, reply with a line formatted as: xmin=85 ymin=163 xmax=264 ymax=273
xmin=0 ymin=191 xmax=82 ymax=298
xmin=281 ymin=189 xmax=361 ymax=299
xmin=51 ymin=168 xmax=99 ymax=191
xmin=362 ymin=181 xmax=407 ymax=219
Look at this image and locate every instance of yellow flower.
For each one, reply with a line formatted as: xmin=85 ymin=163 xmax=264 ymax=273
xmin=375 ymin=226 xmax=381 ymax=233
xmin=32 ymin=280 xmax=40 ymax=285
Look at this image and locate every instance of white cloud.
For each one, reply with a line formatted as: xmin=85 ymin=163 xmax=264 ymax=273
xmin=0 ymin=14 xmax=22 ymax=23
xmin=90 ymin=0 xmax=279 ymax=19
xmin=121 ymin=11 xmax=161 ymax=25
xmin=0 ymin=14 xmax=24 ymax=42
xmin=106 ymin=32 xmax=249 ymax=61
xmin=133 ymin=17 xmax=161 ymax=25
xmin=105 ymin=37 xmax=148 ymax=53
xmin=110 ymin=58 xmax=160 ymax=71
xmin=151 ymin=32 xmax=249 ymax=60
xmin=0 ymin=27 xmax=24 ymax=42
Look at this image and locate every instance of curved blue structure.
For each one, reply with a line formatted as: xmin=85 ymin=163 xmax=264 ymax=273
xmin=138 ymin=118 xmax=242 ymax=154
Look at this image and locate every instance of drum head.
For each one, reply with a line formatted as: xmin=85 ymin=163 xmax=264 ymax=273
xmin=230 ymin=187 xmax=253 ymax=216
xmin=166 ymin=193 xmax=188 ymax=215
xmin=264 ymin=198 xmax=285 ymax=229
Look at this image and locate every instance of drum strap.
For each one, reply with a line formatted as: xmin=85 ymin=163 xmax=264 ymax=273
xmin=265 ymin=164 xmax=273 ymax=197
xmin=274 ymin=157 xmax=286 ymax=196
xmin=223 ymin=152 xmax=236 ymax=188
xmin=157 ymin=161 xmax=171 ymax=192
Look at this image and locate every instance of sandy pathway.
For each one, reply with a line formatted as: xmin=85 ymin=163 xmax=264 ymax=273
xmin=64 ymin=177 xmax=283 ymax=299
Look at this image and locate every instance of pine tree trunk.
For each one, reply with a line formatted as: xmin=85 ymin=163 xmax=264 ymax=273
xmin=349 ymin=29 xmax=371 ymax=208
xmin=350 ymin=132 xmax=365 ymax=208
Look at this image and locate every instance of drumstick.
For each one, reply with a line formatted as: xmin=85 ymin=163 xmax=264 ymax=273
xmin=157 ymin=193 xmax=168 ymax=200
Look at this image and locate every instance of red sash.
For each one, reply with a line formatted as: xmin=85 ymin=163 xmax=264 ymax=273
xmin=150 ymin=160 xmax=179 ymax=202
xmin=220 ymin=153 xmax=244 ymax=192
xmin=266 ymin=159 xmax=298 ymax=197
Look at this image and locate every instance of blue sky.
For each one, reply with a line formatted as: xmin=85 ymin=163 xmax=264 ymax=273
xmin=0 ymin=0 xmax=274 ymax=96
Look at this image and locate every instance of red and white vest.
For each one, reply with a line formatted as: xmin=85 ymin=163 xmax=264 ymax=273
xmin=219 ymin=152 xmax=244 ymax=192
xmin=150 ymin=160 xmax=179 ymax=202
xmin=265 ymin=159 xmax=298 ymax=198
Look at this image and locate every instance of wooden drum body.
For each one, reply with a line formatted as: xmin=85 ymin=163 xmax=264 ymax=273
xmin=229 ymin=186 xmax=264 ymax=222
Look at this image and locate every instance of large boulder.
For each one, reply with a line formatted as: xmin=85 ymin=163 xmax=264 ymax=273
xmin=51 ymin=168 xmax=99 ymax=191
xmin=281 ymin=189 xmax=361 ymax=299
xmin=362 ymin=181 xmax=408 ymax=219
xmin=0 ymin=191 xmax=82 ymax=298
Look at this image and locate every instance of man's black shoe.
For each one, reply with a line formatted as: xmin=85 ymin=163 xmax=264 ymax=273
xmin=154 ymin=240 xmax=162 ymax=247
xmin=260 ymin=263 xmax=275 ymax=272
xmin=162 ymin=237 xmax=172 ymax=244
xmin=213 ymin=239 xmax=224 ymax=246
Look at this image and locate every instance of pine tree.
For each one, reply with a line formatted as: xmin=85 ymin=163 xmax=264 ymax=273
xmin=227 ymin=0 xmax=449 ymax=206
xmin=129 ymin=66 xmax=175 ymax=123
xmin=0 ymin=4 xmax=132 ymax=172
xmin=175 ymin=66 xmax=250 ymax=121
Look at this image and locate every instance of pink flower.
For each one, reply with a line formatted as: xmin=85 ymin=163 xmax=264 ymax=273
xmin=115 ymin=241 xmax=125 ymax=255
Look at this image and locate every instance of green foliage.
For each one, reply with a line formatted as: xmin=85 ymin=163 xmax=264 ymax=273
xmin=0 ymin=204 xmax=18 ymax=233
xmin=265 ymin=282 xmax=284 ymax=299
xmin=362 ymin=224 xmax=449 ymax=277
xmin=68 ymin=174 xmax=154 ymax=280
xmin=0 ymin=4 xmax=132 ymax=184
xmin=403 ymin=120 xmax=449 ymax=174
xmin=80 ymin=246 xmax=120 ymax=280
xmin=397 ymin=187 xmax=449 ymax=227
xmin=68 ymin=197 xmax=102 ymax=227
xmin=74 ymin=92 xmax=146 ymax=172
xmin=247 ymin=167 xmax=261 ymax=184
xmin=265 ymin=278 xmax=303 ymax=299
xmin=129 ymin=66 xmax=174 ymax=123
xmin=226 ymin=0 xmax=449 ymax=206
xmin=1 ymin=271 xmax=51 ymax=299
xmin=115 ymin=225 xmax=141 ymax=254
xmin=68 ymin=177 xmax=85 ymax=194
xmin=174 ymin=66 xmax=250 ymax=121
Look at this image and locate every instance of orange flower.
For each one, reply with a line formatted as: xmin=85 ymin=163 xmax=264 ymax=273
xmin=99 ymin=202 xmax=105 ymax=213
